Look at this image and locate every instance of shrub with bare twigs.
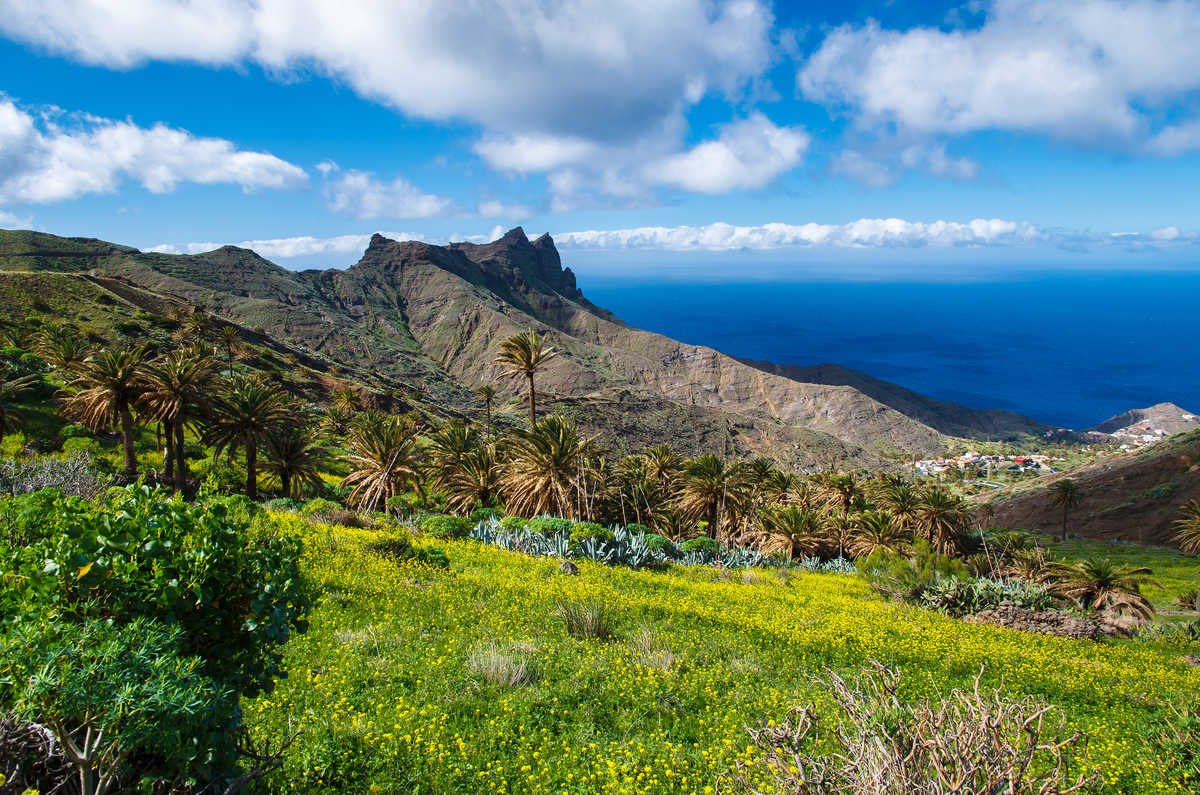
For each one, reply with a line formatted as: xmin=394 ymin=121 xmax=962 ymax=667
xmin=723 ymin=662 xmax=1098 ymax=794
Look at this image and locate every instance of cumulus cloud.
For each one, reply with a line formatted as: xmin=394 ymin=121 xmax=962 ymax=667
xmin=323 ymin=169 xmax=453 ymax=220
xmin=476 ymin=199 xmax=532 ymax=220
xmin=143 ymin=231 xmax=427 ymax=260
xmin=0 ymin=0 xmax=772 ymax=142
xmin=557 ymin=218 xmax=1047 ymax=251
xmin=0 ymin=208 xmax=33 ymax=227
xmin=798 ymin=0 xmax=1200 ymax=151
xmin=0 ymin=98 xmax=306 ymax=206
xmin=643 ymin=113 xmax=809 ymax=193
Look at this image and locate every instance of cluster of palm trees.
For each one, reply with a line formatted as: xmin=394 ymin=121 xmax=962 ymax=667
xmin=24 ymin=320 xmax=324 ymax=500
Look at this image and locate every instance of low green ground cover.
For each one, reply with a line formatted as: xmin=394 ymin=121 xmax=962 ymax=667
xmin=244 ymin=515 xmax=1200 ymax=794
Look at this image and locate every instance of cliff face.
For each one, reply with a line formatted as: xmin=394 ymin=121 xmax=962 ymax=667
xmin=0 ymin=226 xmax=1053 ymax=467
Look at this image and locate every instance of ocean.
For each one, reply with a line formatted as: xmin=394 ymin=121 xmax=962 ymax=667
xmin=582 ymin=271 xmax=1200 ymax=429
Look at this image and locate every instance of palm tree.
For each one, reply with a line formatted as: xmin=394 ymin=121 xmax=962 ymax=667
xmin=495 ymin=329 xmax=559 ymax=427
xmin=815 ymin=471 xmax=864 ymax=513
xmin=849 ymin=510 xmax=910 ymax=558
xmin=215 ymin=324 xmax=242 ymax=377
xmin=441 ymin=444 xmax=501 ymax=516
xmin=181 ymin=311 xmax=209 ymax=342
xmin=0 ymin=369 xmax=38 ymax=436
xmin=426 ymin=421 xmax=481 ymax=502
xmin=914 ymin=485 xmax=971 ymax=556
xmin=643 ymin=444 xmax=682 ymax=488
xmin=264 ymin=424 xmax=326 ymax=500
xmin=1173 ymin=500 xmax=1200 ymax=610
xmin=331 ymin=387 xmax=362 ymax=414
xmin=205 ymin=376 xmax=292 ymax=499
xmin=676 ymin=454 xmax=749 ymax=540
xmin=341 ymin=412 xmax=423 ymax=512
xmin=63 ymin=346 xmax=148 ymax=478
xmin=140 ymin=349 xmax=217 ymax=492
xmin=759 ymin=505 xmax=826 ymax=562
xmin=1050 ymin=479 xmax=1081 ymax=541
xmin=1053 ymin=558 xmax=1160 ymax=623
xmin=500 ymin=414 xmax=594 ymax=519
xmin=476 ymin=384 xmax=497 ymax=437
xmin=876 ymin=475 xmax=920 ymax=528
xmin=34 ymin=324 xmax=90 ymax=370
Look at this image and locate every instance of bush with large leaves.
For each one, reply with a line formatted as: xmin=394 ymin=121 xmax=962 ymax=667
xmin=0 ymin=484 xmax=312 ymax=791
xmin=1 ymin=484 xmax=311 ymax=697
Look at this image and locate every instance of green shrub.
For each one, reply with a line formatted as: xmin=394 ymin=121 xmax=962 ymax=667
xmin=626 ymin=522 xmax=651 ymax=535
xmin=301 ymin=497 xmax=343 ymax=516
xmin=470 ymin=507 xmax=503 ymax=524
xmin=1 ymin=618 xmax=235 ymax=792
xmin=857 ymin=541 xmax=969 ymax=602
xmin=264 ymin=497 xmax=301 ymax=512
xmin=364 ymin=535 xmax=449 ymax=569
xmin=420 ymin=514 xmax=472 ymax=539
xmin=301 ymin=497 xmax=361 ymax=526
xmin=569 ymin=521 xmax=612 ymax=543
xmin=680 ymin=536 xmax=718 ymax=554
xmin=529 ymin=516 xmax=573 ymax=535
xmin=61 ymin=424 xmax=90 ymax=438
xmin=386 ymin=492 xmax=421 ymax=514
xmin=645 ymin=533 xmax=677 ymax=554
xmin=499 ymin=516 xmax=526 ymax=532
xmin=0 ymin=485 xmax=311 ymax=697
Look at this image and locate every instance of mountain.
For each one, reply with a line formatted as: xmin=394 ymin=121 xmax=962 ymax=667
xmin=983 ymin=428 xmax=1200 ymax=546
xmin=0 ymin=227 xmax=1078 ymax=468
xmin=1087 ymin=402 xmax=1199 ymax=437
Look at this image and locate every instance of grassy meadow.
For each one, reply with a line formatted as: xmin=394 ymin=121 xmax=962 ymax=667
xmin=243 ymin=515 xmax=1200 ymax=794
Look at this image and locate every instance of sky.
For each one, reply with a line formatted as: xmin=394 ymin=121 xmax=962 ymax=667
xmin=1 ymin=0 xmax=1199 ymax=275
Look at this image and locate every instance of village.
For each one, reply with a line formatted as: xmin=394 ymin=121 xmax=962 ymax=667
xmin=912 ymin=450 xmax=1063 ymax=480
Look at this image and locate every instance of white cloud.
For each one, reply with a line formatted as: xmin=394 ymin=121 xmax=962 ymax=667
xmin=323 ymin=169 xmax=453 ymax=220
xmin=558 ymin=218 xmax=1047 ymax=251
xmin=0 ymin=98 xmax=306 ymax=205
xmin=831 ymin=150 xmax=895 ymax=188
xmin=476 ymin=199 xmax=532 ymax=220
xmin=1145 ymin=121 xmax=1200 ymax=157
xmin=0 ymin=0 xmax=772 ymax=143
xmin=474 ymin=134 xmax=600 ymax=173
xmin=643 ymin=113 xmax=809 ymax=193
xmin=143 ymin=231 xmax=427 ymax=260
xmin=0 ymin=209 xmax=33 ymax=227
xmin=798 ymin=0 xmax=1200 ymax=151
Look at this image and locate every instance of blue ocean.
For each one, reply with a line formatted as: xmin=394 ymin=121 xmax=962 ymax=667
xmin=582 ymin=271 xmax=1200 ymax=430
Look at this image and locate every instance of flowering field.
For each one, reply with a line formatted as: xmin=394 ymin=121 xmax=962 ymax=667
xmin=244 ymin=516 xmax=1200 ymax=793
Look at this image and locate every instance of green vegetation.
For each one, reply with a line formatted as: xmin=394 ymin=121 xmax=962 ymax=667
xmin=1 ymin=309 xmax=1199 ymax=792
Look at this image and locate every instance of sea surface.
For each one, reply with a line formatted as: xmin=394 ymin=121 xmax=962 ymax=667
xmin=583 ymin=271 xmax=1200 ymax=429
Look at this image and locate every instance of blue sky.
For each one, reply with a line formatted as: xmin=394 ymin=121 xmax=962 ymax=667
xmin=1 ymin=0 xmax=1199 ymax=274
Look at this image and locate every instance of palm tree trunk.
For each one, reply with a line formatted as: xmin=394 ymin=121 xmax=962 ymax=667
xmin=162 ymin=422 xmax=175 ymax=483
xmin=526 ymin=373 xmax=536 ymax=428
xmin=174 ymin=419 xmax=187 ymax=495
xmin=281 ymin=470 xmax=292 ymax=500
xmin=709 ymin=502 xmax=719 ymax=539
xmin=1061 ymin=507 xmax=1069 ymax=542
xmin=119 ymin=407 xmax=137 ymax=479
xmin=245 ymin=435 xmax=258 ymax=500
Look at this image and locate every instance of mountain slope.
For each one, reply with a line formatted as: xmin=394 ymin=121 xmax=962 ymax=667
xmin=0 ymin=227 xmax=1057 ymax=467
xmin=983 ymin=429 xmax=1200 ymax=546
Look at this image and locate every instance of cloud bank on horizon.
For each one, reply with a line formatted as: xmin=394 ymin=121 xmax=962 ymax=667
xmin=0 ymin=0 xmax=1199 ymax=268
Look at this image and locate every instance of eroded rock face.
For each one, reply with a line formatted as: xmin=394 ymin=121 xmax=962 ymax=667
xmin=964 ymin=604 xmax=1103 ymax=640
